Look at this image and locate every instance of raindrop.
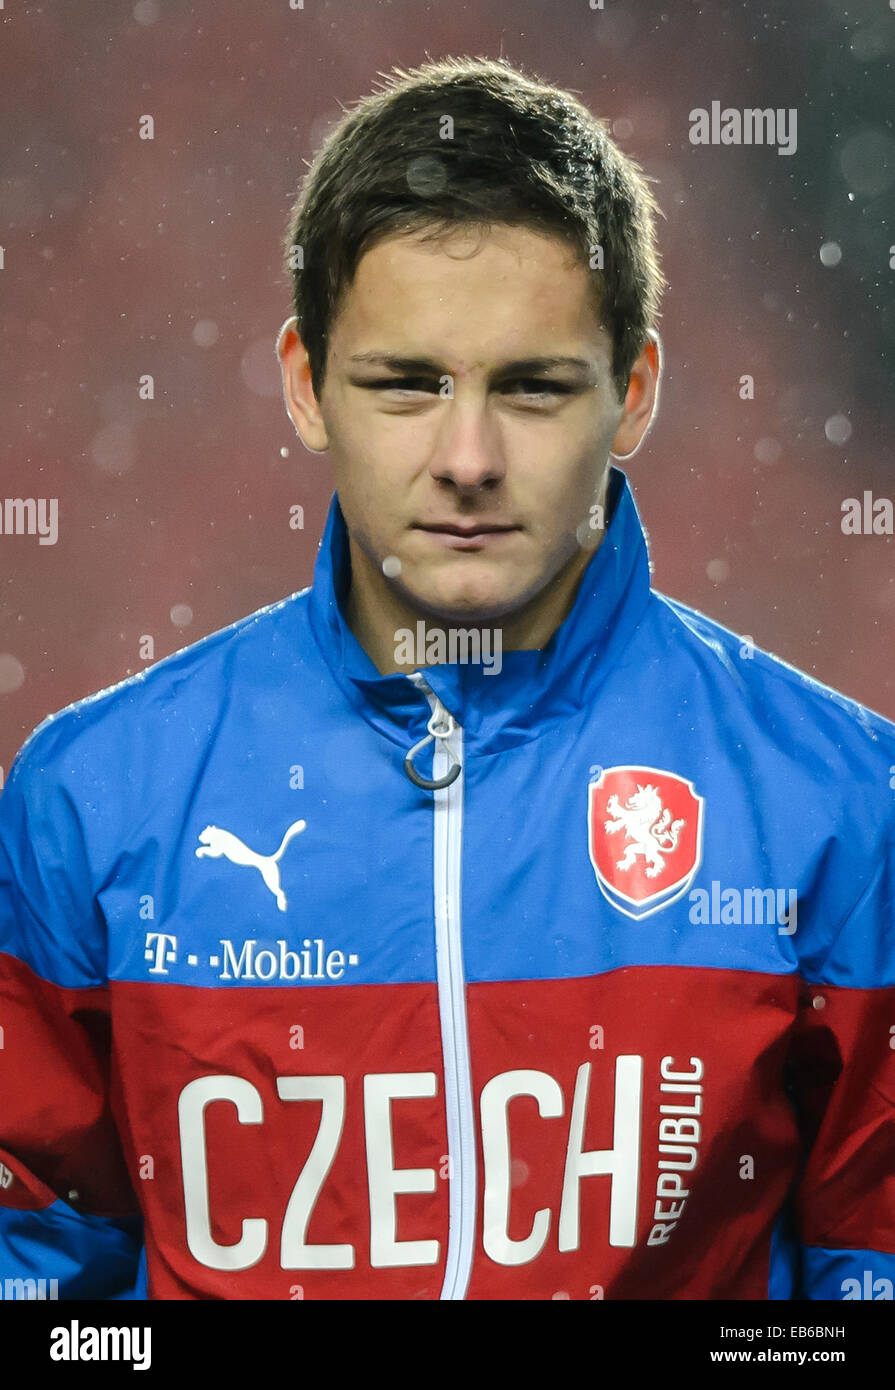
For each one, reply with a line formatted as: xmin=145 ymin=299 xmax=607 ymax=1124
xmin=91 ymin=422 xmax=136 ymax=476
xmin=849 ymin=22 xmax=893 ymax=61
xmin=839 ymin=130 xmax=895 ymax=198
xmin=754 ymin=438 xmax=782 ymax=465
xmin=0 ymin=654 xmax=26 ymax=694
xmin=824 ymin=414 xmax=852 ymax=444
xmin=510 ymin=1158 xmax=529 ymax=1187
xmin=133 ymin=0 xmax=161 ymax=22
xmin=406 ymin=156 xmax=447 ymax=197
xmin=241 ymin=339 xmax=282 ymax=397
xmin=193 ymin=320 xmax=220 ymax=347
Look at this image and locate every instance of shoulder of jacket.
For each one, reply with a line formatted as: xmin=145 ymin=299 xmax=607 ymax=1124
xmin=8 ymin=586 xmax=314 ymax=784
xmin=652 ymin=590 xmax=895 ymax=769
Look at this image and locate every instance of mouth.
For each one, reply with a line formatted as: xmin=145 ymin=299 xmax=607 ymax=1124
xmin=415 ymin=522 xmax=519 ymax=536
xmin=413 ymin=522 xmax=520 ymax=550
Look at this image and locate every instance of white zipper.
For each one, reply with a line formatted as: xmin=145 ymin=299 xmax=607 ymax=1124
xmin=407 ymin=671 xmax=475 ymax=1300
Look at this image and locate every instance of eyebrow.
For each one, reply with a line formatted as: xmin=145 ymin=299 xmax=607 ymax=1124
xmin=347 ymin=352 xmax=596 ymax=375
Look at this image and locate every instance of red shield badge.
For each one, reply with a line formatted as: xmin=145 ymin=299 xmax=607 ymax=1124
xmin=588 ymin=766 xmax=704 ymax=919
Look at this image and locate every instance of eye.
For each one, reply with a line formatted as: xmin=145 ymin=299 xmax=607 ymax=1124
xmin=366 ymin=377 xmax=437 ymax=395
xmin=504 ymin=379 xmax=575 ymax=403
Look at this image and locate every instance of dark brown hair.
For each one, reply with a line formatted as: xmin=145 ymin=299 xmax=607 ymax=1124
xmin=282 ymin=55 xmax=666 ymax=402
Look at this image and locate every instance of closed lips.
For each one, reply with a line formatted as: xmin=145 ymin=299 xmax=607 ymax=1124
xmin=416 ymin=523 xmax=518 ymax=535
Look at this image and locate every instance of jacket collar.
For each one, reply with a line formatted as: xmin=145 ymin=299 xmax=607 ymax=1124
xmin=306 ymin=465 xmax=652 ymax=753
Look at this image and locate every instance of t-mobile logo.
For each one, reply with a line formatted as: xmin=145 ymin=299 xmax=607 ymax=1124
xmin=145 ymin=932 xmax=178 ymax=974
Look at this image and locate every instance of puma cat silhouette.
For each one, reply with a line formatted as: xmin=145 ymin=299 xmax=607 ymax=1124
xmin=195 ymin=820 xmax=307 ymax=912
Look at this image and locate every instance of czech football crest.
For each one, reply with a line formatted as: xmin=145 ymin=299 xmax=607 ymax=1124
xmin=588 ymin=766 xmax=703 ymax=919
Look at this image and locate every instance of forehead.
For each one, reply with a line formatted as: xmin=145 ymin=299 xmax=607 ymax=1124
xmin=329 ymin=223 xmax=608 ymax=366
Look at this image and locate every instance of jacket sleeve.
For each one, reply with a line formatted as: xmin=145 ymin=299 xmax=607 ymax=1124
xmin=0 ymin=727 xmax=145 ymax=1299
xmin=783 ymin=825 xmax=895 ymax=1300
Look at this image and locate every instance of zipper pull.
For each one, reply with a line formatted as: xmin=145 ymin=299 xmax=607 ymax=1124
xmin=404 ymin=676 xmax=462 ymax=791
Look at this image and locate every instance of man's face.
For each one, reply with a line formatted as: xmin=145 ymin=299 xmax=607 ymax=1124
xmin=288 ymin=223 xmax=641 ymax=624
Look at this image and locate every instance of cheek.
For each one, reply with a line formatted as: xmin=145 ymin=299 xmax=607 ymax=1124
xmin=325 ymin=426 xmax=381 ymax=504
xmin=331 ymin=411 xmax=421 ymax=482
xmin=328 ymin=449 xmax=405 ymax=554
xmin=521 ymin=449 xmax=601 ymax=524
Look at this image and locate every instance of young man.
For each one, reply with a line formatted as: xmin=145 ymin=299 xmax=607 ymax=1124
xmin=1 ymin=56 xmax=893 ymax=1302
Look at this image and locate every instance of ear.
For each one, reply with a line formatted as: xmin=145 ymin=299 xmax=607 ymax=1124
xmin=610 ymin=331 xmax=662 ymax=461
xmin=276 ymin=316 xmax=329 ymax=454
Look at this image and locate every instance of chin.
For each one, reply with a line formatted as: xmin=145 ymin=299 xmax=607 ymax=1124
xmin=407 ymin=583 xmax=524 ymax=625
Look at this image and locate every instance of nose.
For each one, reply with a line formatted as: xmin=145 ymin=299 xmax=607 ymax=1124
xmin=428 ymin=396 xmax=507 ymax=491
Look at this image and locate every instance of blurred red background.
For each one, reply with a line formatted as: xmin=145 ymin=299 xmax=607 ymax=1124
xmin=2 ymin=0 xmax=893 ymax=778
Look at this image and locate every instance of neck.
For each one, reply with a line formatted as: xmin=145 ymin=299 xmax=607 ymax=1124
xmin=345 ymin=534 xmax=603 ymax=676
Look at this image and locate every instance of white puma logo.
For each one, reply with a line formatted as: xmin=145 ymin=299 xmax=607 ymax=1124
xmin=195 ymin=820 xmax=307 ymax=912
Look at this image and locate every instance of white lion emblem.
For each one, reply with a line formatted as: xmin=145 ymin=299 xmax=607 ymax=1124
xmin=604 ymin=785 xmax=685 ymax=880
